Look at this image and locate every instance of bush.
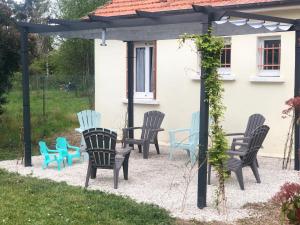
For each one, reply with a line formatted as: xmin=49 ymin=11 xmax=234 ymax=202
xmin=272 ymin=182 xmax=300 ymax=224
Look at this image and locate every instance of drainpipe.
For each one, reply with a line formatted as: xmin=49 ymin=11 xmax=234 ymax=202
xmin=294 ymin=24 xmax=300 ymax=171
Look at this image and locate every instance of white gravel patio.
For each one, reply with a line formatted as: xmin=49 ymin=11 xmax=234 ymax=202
xmin=0 ymin=147 xmax=298 ymax=223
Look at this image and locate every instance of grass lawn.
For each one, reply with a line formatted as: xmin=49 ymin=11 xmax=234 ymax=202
xmin=0 ymin=89 xmax=89 ymax=160
xmin=0 ymin=169 xmax=174 ymax=225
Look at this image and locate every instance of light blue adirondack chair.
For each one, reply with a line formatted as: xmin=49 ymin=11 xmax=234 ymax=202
xmin=169 ymin=111 xmax=200 ymax=164
xmin=75 ymin=110 xmax=101 ymax=148
xmin=56 ymin=137 xmax=81 ymax=166
xmin=38 ymin=141 xmax=65 ymax=171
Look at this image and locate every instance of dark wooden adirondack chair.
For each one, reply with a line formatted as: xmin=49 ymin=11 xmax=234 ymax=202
xmin=83 ymin=128 xmax=131 ymax=189
xmin=122 ymin=110 xmax=165 ymax=159
xmin=209 ymin=125 xmax=270 ymax=190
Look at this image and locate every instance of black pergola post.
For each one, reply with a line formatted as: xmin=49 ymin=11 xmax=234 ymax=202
xmin=127 ymin=41 xmax=134 ymax=139
xmin=294 ymin=28 xmax=300 ymax=171
xmin=20 ymin=28 xmax=32 ymax=167
xmin=197 ymin=15 xmax=212 ymax=209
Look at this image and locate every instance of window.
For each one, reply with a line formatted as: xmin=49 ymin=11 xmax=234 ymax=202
xmin=218 ymin=38 xmax=232 ymax=78
xmin=132 ymin=42 xmax=156 ymax=99
xmin=220 ymin=43 xmax=231 ymax=69
xmin=258 ymin=37 xmax=281 ymax=76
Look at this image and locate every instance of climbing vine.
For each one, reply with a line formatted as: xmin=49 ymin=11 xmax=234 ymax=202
xmin=181 ymin=29 xmax=229 ymax=211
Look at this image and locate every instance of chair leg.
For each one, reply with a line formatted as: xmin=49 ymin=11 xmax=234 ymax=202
xmin=255 ymin=158 xmax=259 ymax=168
xmin=154 ymin=137 xmax=160 ymax=154
xmin=138 ymin=145 xmax=142 ymax=153
xmin=123 ymin=153 xmax=130 ymax=180
xmin=67 ymin=156 xmax=73 ymax=166
xmin=143 ymin=142 xmax=150 ymax=159
xmin=91 ymin=166 xmax=97 ymax=179
xmin=85 ymin=160 xmax=92 ymax=188
xmin=113 ymin=169 xmax=120 ymax=189
xmin=57 ymin=161 xmax=61 ymax=171
xmin=169 ymin=147 xmax=174 ymax=160
xmin=234 ymin=168 xmax=245 ymax=190
xmin=207 ymin=163 xmax=211 ymax=185
xmin=250 ymin=162 xmax=261 ymax=183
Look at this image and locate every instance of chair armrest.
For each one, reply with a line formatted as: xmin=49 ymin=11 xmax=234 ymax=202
xmin=122 ymin=127 xmax=143 ymax=131
xmin=116 ymin=147 xmax=132 ymax=156
xmin=227 ymin=150 xmax=246 ymax=156
xmin=151 ymin=128 xmax=164 ymax=132
xmin=67 ymin=144 xmax=80 ymax=151
xmin=232 ymin=137 xmax=251 ymax=142
xmin=225 ymin=132 xmax=245 ymax=137
xmin=169 ymin=128 xmax=190 ymax=134
xmin=75 ymin=128 xmax=83 ymax=133
xmin=47 ymin=149 xmax=61 ymax=153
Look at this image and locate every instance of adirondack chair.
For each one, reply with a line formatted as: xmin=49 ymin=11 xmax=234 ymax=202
xmin=208 ymin=114 xmax=265 ymax=184
xmin=83 ymin=128 xmax=132 ymax=189
xmin=226 ymin=114 xmax=265 ymax=146
xmin=169 ymin=111 xmax=200 ymax=164
xmin=75 ymin=110 xmax=101 ymax=148
xmin=226 ymin=113 xmax=265 ymax=167
xmin=56 ymin=137 xmax=81 ymax=166
xmin=38 ymin=141 xmax=65 ymax=171
xmin=122 ymin=110 xmax=165 ymax=159
xmin=208 ymin=125 xmax=270 ymax=190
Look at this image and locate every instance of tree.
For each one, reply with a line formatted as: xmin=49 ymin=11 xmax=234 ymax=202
xmin=52 ymin=0 xmax=107 ymax=105
xmin=0 ymin=2 xmax=20 ymax=114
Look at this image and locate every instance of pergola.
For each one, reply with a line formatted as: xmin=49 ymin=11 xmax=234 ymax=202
xmin=18 ymin=4 xmax=300 ymax=209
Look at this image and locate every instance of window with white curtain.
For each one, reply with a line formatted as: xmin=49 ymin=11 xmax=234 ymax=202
xmin=134 ymin=42 xmax=155 ymax=99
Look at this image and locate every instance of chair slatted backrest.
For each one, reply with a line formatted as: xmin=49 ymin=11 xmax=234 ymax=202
xmin=141 ymin=111 xmax=165 ymax=141
xmin=242 ymin=125 xmax=270 ymax=166
xmin=244 ymin=114 xmax=265 ymax=137
xmin=83 ymin=128 xmax=117 ymax=169
xmin=77 ymin=110 xmax=101 ymax=131
xmin=38 ymin=141 xmax=50 ymax=161
xmin=56 ymin=137 xmax=68 ymax=150
xmin=189 ymin=111 xmax=200 ymax=145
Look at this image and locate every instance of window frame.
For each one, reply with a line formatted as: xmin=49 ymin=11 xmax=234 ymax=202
xmin=133 ymin=41 xmax=155 ymax=99
xmin=257 ymin=36 xmax=281 ymax=77
xmin=218 ymin=38 xmax=232 ymax=76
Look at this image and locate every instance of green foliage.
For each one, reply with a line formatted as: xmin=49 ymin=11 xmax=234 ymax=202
xmin=51 ymin=0 xmax=108 ymax=102
xmin=0 ymin=169 xmax=175 ymax=225
xmin=181 ymin=30 xmax=229 ymax=210
xmin=0 ymin=90 xmax=89 ymax=160
xmin=51 ymin=39 xmax=94 ymax=90
xmin=0 ymin=2 xmax=20 ymax=114
xmin=272 ymin=182 xmax=300 ymax=224
xmin=58 ymin=0 xmax=108 ymax=19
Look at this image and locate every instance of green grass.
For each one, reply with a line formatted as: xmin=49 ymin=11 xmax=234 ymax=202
xmin=0 ymin=169 xmax=174 ymax=225
xmin=0 ymin=89 xmax=90 ymax=160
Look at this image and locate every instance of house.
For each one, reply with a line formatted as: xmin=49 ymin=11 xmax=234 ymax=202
xmin=92 ymin=0 xmax=300 ymax=158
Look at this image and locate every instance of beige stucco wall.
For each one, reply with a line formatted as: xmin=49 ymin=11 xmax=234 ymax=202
xmin=95 ymin=9 xmax=297 ymax=158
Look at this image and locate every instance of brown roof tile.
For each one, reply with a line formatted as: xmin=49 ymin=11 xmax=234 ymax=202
xmin=92 ymin=0 xmax=278 ymax=17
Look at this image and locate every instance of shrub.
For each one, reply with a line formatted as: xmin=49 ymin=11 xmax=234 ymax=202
xmin=272 ymin=182 xmax=300 ymax=224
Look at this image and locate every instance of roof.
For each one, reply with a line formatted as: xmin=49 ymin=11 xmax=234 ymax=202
xmin=92 ymin=0 xmax=281 ymax=17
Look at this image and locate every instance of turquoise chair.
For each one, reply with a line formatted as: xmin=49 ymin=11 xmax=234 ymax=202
xmin=38 ymin=141 xmax=65 ymax=171
xmin=75 ymin=110 xmax=101 ymax=148
xmin=169 ymin=111 xmax=200 ymax=164
xmin=56 ymin=137 xmax=81 ymax=166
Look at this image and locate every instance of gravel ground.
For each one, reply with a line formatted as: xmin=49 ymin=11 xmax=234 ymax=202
xmin=0 ymin=147 xmax=299 ymax=223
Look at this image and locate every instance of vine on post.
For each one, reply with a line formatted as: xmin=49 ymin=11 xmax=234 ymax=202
xmin=181 ymin=29 xmax=229 ymax=211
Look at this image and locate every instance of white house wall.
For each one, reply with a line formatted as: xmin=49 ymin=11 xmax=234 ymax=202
xmin=95 ymin=20 xmax=296 ymax=158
